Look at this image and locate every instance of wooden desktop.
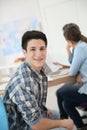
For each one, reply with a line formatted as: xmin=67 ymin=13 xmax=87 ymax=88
xmin=48 ymin=68 xmax=75 ymax=87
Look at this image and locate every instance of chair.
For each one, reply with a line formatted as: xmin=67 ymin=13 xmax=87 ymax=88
xmin=79 ymin=102 xmax=87 ymax=119
xmin=0 ymin=97 xmax=9 ymax=130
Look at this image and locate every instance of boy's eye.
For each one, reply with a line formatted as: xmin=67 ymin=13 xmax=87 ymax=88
xmin=40 ymin=47 xmax=46 ymax=50
xmin=30 ymin=48 xmax=35 ymax=51
xmin=29 ymin=47 xmax=46 ymax=51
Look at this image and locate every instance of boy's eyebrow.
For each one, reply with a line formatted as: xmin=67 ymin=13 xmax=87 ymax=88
xmin=30 ymin=47 xmax=36 ymax=48
xmin=29 ymin=46 xmax=46 ymax=48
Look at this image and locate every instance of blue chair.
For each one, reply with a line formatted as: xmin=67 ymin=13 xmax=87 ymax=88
xmin=0 ymin=97 xmax=9 ymax=130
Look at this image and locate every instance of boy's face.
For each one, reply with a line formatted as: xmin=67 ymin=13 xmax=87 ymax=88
xmin=23 ymin=39 xmax=47 ymax=73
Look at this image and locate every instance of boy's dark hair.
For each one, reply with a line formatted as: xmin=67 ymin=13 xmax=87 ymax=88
xmin=22 ymin=30 xmax=47 ymax=50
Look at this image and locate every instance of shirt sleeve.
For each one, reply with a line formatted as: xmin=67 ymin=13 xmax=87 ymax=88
xmin=11 ymin=83 xmax=42 ymax=128
xmin=69 ymin=47 xmax=85 ymax=76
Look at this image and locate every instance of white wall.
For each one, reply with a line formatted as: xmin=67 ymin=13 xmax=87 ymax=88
xmin=0 ymin=0 xmax=41 ymax=25
xmin=0 ymin=0 xmax=87 ymax=66
xmin=38 ymin=0 xmax=87 ymax=64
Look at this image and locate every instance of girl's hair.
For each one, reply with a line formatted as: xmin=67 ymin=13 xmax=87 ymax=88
xmin=63 ymin=23 xmax=87 ymax=43
xmin=22 ymin=30 xmax=47 ymax=50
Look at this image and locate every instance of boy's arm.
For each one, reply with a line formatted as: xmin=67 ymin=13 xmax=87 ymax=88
xmin=32 ymin=118 xmax=73 ymax=130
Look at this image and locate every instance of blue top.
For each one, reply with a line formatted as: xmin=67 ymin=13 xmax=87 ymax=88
xmin=69 ymin=40 xmax=87 ymax=94
xmin=3 ymin=61 xmax=47 ymax=130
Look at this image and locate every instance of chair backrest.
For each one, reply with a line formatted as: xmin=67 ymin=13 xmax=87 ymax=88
xmin=0 ymin=97 xmax=9 ymax=130
xmin=80 ymin=102 xmax=87 ymax=108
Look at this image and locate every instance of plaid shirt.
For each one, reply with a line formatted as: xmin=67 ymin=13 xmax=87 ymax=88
xmin=3 ymin=61 xmax=48 ymax=130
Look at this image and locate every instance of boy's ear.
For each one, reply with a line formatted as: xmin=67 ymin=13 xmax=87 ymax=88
xmin=23 ymin=49 xmax=26 ymax=55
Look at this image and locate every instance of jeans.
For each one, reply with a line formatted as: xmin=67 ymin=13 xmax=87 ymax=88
xmin=56 ymin=82 xmax=87 ymax=128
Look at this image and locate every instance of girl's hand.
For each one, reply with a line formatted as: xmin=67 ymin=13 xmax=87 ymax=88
xmin=76 ymin=74 xmax=83 ymax=85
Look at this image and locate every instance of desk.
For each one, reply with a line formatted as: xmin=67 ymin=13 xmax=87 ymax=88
xmin=48 ymin=69 xmax=75 ymax=87
xmin=0 ymin=90 xmax=4 ymax=95
xmin=0 ymin=63 xmax=20 ymax=96
xmin=0 ymin=64 xmax=19 ymax=70
xmin=48 ymin=74 xmax=67 ymax=87
xmin=0 ymin=69 xmax=75 ymax=95
xmin=0 ymin=83 xmax=7 ymax=96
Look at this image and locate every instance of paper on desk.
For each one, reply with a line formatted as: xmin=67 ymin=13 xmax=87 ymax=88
xmin=47 ymin=76 xmax=53 ymax=81
xmin=49 ymin=68 xmax=69 ymax=77
xmin=0 ymin=77 xmax=10 ymax=82
xmin=58 ymin=69 xmax=69 ymax=75
xmin=0 ymin=83 xmax=7 ymax=90
xmin=46 ymin=55 xmax=62 ymax=72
